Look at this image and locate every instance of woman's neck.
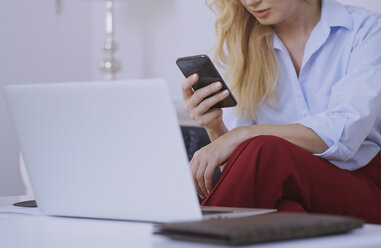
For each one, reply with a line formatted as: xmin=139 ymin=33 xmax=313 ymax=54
xmin=273 ymin=1 xmax=321 ymax=41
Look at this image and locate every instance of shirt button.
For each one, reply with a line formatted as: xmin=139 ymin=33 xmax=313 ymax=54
xmin=302 ymin=110 xmax=309 ymax=116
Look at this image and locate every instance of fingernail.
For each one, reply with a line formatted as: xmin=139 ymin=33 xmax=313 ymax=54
xmin=222 ymin=89 xmax=229 ymax=95
xmin=215 ymin=82 xmax=221 ymax=88
xmin=193 ymin=74 xmax=198 ymax=79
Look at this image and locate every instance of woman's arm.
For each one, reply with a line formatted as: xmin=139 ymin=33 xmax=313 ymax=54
xmin=205 ymin=122 xmax=228 ymax=142
xmin=235 ymin=124 xmax=328 ymax=154
xmin=295 ymin=23 xmax=381 ymax=163
xmin=190 ymin=123 xmax=328 ymax=198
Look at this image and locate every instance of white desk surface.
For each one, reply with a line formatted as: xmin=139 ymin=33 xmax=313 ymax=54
xmin=1 ymin=196 xmax=381 ymax=248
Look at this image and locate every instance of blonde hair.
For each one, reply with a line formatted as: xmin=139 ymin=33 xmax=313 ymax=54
xmin=207 ymin=0 xmax=279 ymax=120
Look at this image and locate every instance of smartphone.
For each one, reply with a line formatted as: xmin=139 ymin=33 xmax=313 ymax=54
xmin=176 ymin=54 xmax=237 ymax=108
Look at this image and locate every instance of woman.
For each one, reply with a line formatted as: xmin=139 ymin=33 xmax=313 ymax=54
xmin=181 ymin=0 xmax=381 ymax=224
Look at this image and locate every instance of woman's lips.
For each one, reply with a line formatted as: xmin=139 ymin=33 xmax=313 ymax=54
xmin=253 ymin=8 xmax=271 ymax=18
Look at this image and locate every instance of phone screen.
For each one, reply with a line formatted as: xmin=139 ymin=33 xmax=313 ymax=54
xmin=176 ymin=54 xmax=237 ymax=108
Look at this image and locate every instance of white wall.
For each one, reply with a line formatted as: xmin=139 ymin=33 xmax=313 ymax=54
xmin=0 ymin=0 xmax=93 ymax=196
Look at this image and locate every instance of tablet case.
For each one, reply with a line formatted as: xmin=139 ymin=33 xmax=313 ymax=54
xmin=154 ymin=212 xmax=363 ymax=245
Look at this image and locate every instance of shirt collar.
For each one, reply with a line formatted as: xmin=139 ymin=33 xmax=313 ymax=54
xmin=273 ymin=0 xmax=353 ymax=50
xmin=322 ymin=0 xmax=353 ymax=31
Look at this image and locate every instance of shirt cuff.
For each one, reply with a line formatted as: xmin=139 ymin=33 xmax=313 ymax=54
xmin=297 ymin=113 xmax=352 ymax=161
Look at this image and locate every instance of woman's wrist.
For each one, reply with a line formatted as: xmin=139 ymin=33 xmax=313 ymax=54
xmin=205 ymin=121 xmax=228 ymax=141
xmin=230 ymin=126 xmax=252 ymax=145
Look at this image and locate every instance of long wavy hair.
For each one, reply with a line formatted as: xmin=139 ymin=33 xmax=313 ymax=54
xmin=206 ymin=0 xmax=279 ymax=120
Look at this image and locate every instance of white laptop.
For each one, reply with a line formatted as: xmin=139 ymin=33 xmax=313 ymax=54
xmin=3 ymin=79 xmax=275 ymax=223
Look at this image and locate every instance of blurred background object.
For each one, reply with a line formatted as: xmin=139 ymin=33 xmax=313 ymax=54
xmin=98 ymin=0 xmax=120 ymax=80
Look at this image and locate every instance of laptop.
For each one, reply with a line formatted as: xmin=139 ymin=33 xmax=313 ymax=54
xmin=3 ymin=79 xmax=275 ymax=223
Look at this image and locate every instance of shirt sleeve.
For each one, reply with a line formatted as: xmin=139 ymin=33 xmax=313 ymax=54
xmin=297 ymin=21 xmax=381 ymax=162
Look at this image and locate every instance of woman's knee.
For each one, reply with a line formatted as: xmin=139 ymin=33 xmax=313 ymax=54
xmin=237 ymin=135 xmax=296 ymax=170
xmin=242 ymin=135 xmax=292 ymax=155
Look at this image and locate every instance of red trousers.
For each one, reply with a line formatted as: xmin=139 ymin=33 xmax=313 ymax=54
xmin=201 ymin=135 xmax=381 ymax=224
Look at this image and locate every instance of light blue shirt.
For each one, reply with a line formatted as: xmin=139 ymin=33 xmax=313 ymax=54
xmin=223 ymin=0 xmax=381 ymax=171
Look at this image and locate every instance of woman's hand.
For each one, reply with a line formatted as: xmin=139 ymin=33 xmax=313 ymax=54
xmin=181 ymin=73 xmax=229 ymax=138
xmin=190 ymin=128 xmax=245 ymax=199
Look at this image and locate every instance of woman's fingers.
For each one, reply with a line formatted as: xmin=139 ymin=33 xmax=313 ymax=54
xmin=187 ymin=87 xmax=227 ymax=126
xmin=181 ymin=73 xmax=228 ymax=129
xmin=190 ymin=148 xmax=221 ymax=199
xmin=192 ymin=89 xmax=229 ymax=116
xmin=196 ymin=162 xmax=208 ymax=198
xmin=189 ymin=155 xmax=205 ymax=198
xmin=191 ymin=150 xmax=213 ymax=199
xmin=186 ymin=82 xmax=223 ymax=112
xmin=193 ymin=108 xmax=223 ymax=127
xmin=189 ymin=130 xmax=238 ymax=199
xmin=181 ymin=73 xmax=198 ymax=101
xmin=204 ymin=160 xmax=218 ymax=194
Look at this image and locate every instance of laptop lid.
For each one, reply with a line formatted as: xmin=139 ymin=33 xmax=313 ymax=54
xmin=3 ymin=79 xmax=202 ymax=222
